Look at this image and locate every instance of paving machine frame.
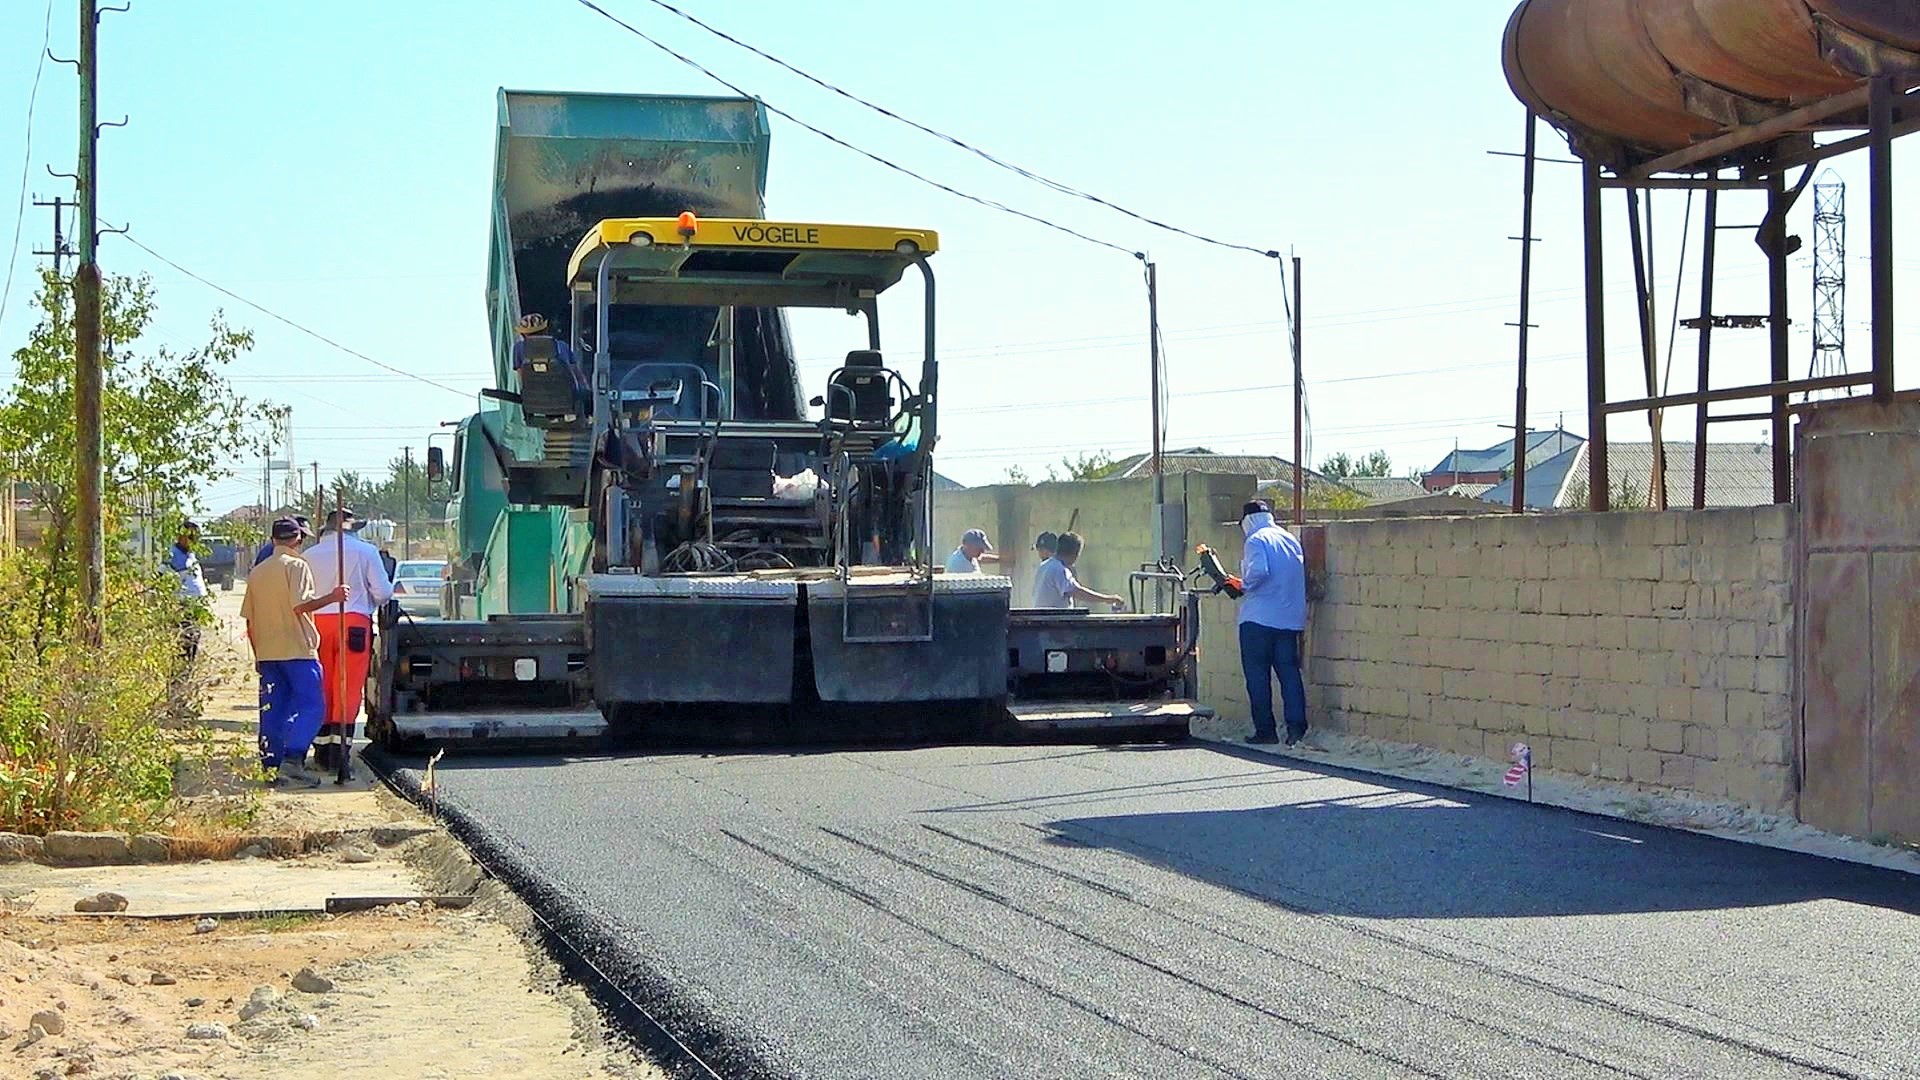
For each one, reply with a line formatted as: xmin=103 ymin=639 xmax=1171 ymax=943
xmin=367 ymin=92 xmax=1209 ymax=751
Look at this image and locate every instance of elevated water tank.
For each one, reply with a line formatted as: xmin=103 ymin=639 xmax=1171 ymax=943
xmin=1504 ymin=0 xmax=1920 ymax=164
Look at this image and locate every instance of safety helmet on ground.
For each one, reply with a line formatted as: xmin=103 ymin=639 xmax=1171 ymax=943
xmin=516 ymin=313 xmax=549 ymax=335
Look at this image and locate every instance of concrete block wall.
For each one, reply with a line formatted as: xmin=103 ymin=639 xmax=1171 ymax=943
xmin=937 ymin=476 xmax=1804 ymax=819
xmin=1310 ymin=508 xmax=1798 ymax=812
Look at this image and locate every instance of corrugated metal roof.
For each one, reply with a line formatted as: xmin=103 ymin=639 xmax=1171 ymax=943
xmin=1426 ymin=428 xmax=1585 ymax=476
xmin=1345 ymin=476 xmax=1429 ymax=503
xmin=1479 ymin=441 xmax=1778 ymax=508
xmin=1108 ymin=448 xmax=1335 ymax=484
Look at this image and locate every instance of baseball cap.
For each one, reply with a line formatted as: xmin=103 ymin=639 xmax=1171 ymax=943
xmin=961 ymin=528 xmax=993 ymax=551
xmin=178 ymin=518 xmax=201 ymax=532
xmin=1241 ymin=499 xmax=1272 ymax=518
xmin=271 ymin=517 xmax=304 ymax=541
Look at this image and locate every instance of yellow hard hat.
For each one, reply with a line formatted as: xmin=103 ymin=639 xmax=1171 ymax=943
xmin=516 ymin=313 xmax=549 ymax=335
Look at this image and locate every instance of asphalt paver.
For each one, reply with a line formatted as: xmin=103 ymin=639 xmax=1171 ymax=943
xmin=393 ymin=743 xmax=1920 ymax=1079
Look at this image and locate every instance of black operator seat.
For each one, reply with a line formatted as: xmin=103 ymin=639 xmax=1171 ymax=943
xmin=517 ymin=335 xmax=582 ymax=427
xmin=826 ymin=349 xmax=896 ymax=425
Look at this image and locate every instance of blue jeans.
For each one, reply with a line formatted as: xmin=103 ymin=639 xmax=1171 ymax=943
xmin=1239 ymin=622 xmax=1307 ymax=739
xmin=258 ymin=659 xmax=326 ymax=769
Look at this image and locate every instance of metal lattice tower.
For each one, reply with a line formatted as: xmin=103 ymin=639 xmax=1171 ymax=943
xmin=1810 ymin=172 xmax=1847 ymax=396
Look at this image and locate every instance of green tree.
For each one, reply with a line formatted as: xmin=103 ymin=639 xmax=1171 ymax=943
xmin=1001 ymin=464 xmax=1033 ymax=486
xmin=1320 ymin=449 xmax=1393 ymax=480
xmin=0 ymin=269 xmax=265 ymax=647
xmin=1048 ymin=450 xmax=1122 ymax=482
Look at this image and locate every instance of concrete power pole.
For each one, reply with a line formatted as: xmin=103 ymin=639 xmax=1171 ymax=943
xmin=402 ymin=446 xmax=413 ymax=559
xmin=74 ymin=0 xmax=105 ymax=641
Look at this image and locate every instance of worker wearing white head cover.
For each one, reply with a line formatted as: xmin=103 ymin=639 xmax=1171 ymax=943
xmin=303 ymin=508 xmax=394 ymax=768
xmin=1236 ymin=499 xmax=1309 ymax=746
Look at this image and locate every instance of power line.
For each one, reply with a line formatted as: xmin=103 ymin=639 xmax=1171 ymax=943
xmin=629 ymin=0 xmax=1281 ymax=260
xmin=571 ymin=0 xmax=1144 ymax=259
xmin=111 ymin=228 xmax=473 ymax=399
xmin=0 ymin=0 xmax=56 ymax=328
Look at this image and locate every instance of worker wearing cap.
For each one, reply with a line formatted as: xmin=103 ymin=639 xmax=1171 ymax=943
xmin=302 ymin=507 xmax=394 ymax=769
xmin=1030 ymin=531 xmax=1058 ymax=606
xmin=242 ymin=517 xmax=348 ymax=787
xmin=169 ymin=519 xmax=209 ymax=663
xmin=1236 ymin=499 xmax=1309 ymax=746
xmin=1032 ymin=532 xmax=1125 ymax=612
xmin=943 ymin=528 xmax=1006 ymax=574
xmin=254 ymin=516 xmax=310 ymax=567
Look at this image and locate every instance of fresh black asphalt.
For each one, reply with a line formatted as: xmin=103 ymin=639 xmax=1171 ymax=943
xmin=389 ymin=742 xmax=1920 ymax=1080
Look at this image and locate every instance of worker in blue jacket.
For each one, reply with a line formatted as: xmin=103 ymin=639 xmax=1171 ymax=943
xmin=1236 ymin=500 xmax=1309 ymax=746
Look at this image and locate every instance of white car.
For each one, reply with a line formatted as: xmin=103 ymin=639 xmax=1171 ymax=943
xmin=391 ymin=559 xmax=448 ymax=618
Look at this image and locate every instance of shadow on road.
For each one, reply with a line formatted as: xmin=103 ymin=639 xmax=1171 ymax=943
xmin=1043 ymin=747 xmax=1920 ymax=921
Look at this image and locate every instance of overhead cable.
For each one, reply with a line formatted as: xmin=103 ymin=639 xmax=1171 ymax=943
xmin=571 ymin=0 xmax=1143 ymax=259
xmin=631 ymin=0 xmax=1281 ymax=260
xmin=113 ymin=228 xmax=472 ymax=399
xmin=0 ymin=0 xmax=57 ymax=328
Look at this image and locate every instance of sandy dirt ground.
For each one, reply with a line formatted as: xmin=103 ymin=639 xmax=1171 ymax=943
xmin=0 ymin=584 xmax=664 ymax=1080
xmin=0 ymin=891 xmax=660 ymax=1080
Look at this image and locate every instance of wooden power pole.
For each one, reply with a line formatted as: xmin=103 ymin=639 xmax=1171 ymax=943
xmin=74 ymin=0 xmax=105 ymax=641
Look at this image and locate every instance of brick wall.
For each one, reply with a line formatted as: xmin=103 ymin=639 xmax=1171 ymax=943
xmin=1309 ymin=508 xmax=1797 ymax=812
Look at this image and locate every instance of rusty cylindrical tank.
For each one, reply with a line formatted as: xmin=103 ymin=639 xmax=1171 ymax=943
xmin=1504 ymin=0 xmax=1920 ymax=163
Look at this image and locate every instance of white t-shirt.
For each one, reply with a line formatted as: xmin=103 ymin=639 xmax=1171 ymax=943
xmin=944 ymin=548 xmax=979 ymax=574
xmin=303 ymin=531 xmax=394 ymax=617
xmin=1033 ymin=557 xmax=1080 ymax=608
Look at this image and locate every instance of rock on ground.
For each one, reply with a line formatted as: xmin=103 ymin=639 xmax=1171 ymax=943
xmin=290 ymin=967 xmax=334 ymax=993
xmin=193 ymin=917 xmax=218 ymax=934
xmin=0 ymin=832 xmax=45 ymax=861
xmin=238 ymin=985 xmax=280 ymax=1021
xmin=43 ymin=832 xmax=132 ymax=866
xmin=130 ymin=833 xmax=172 ymax=863
xmin=150 ymin=971 xmax=177 ymax=986
xmin=28 ymin=1008 xmax=64 ymax=1035
xmin=73 ymin=892 xmax=129 ymax=913
xmin=185 ymin=1022 xmax=230 ymax=1041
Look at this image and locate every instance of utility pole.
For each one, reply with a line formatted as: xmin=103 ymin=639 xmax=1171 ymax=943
xmin=1145 ymin=260 xmax=1164 ymax=536
xmin=74 ymin=0 xmax=105 ymax=642
xmin=32 ymin=196 xmax=74 ymax=275
xmin=1509 ymin=110 xmax=1540 ymax=514
xmin=1290 ymin=256 xmax=1304 ymax=529
xmin=402 ymin=446 xmax=413 ymax=559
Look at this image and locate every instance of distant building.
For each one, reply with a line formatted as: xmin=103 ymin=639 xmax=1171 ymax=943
xmin=1343 ymin=476 xmax=1428 ymax=505
xmin=1422 ymin=428 xmax=1585 ymax=492
xmin=1104 ymin=447 xmax=1359 ymax=501
xmin=1479 ymin=440 xmax=1777 ymax=509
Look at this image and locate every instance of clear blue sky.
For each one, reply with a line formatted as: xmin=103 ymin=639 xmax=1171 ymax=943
xmin=2 ymin=0 xmax=1914 ymax=514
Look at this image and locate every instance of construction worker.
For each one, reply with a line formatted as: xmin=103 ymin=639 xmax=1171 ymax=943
xmin=168 ymin=519 xmax=209 ymax=663
xmin=1030 ymin=531 xmax=1058 ymax=606
xmin=1235 ymin=499 xmax=1309 ymax=746
xmin=1032 ymin=532 xmax=1125 ymax=611
xmin=254 ymin=516 xmax=310 ymax=567
xmin=943 ymin=528 xmax=1006 ymax=574
xmin=303 ymin=507 xmax=393 ymax=770
xmin=242 ymin=517 xmax=348 ymax=787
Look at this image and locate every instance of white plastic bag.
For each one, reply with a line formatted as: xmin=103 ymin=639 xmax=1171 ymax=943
xmin=772 ymin=468 xmax=820 ymax=502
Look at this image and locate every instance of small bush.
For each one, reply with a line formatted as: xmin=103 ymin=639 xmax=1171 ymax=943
xmin=0 ymin=554 xmax=246 ymax=834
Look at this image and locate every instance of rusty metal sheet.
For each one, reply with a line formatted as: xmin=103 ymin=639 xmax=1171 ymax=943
xmin=1800 ymin=551 xmax=1872 ymax=837
xmin=1506 ymin=0 xmax=1719 ymax=152
xmin=1809 ymin=0 xmax=1920 ymax=52
xmin=1640 ymin=0 xmax=1856 ymax=101
xmin=1870 ymin=551 xmax=1920 ymax=842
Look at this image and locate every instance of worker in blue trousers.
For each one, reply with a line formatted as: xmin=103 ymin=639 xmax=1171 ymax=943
xmin=240 ymin=517 xmax=348 ymax=787
xmin=1236 ymin=500 xmax=1310 ymax=746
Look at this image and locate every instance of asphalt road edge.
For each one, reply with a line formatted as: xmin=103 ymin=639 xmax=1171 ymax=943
xmin=367 ymin=747 xmax=777 ymax=1080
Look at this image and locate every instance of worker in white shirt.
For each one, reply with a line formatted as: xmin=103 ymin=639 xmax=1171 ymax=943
xmin=943 ymin=528 xmax=1007 ymax=574
xmin=302 ymin=507 xmax=394 ymax=769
